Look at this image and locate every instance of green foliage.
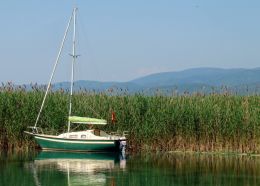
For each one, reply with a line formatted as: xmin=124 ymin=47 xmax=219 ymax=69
xmin=1 ymin=84 xmax=260 ymax=152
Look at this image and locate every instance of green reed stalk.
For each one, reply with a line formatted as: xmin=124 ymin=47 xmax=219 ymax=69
xmin=1 ymin=85 xmax=260 ymax=153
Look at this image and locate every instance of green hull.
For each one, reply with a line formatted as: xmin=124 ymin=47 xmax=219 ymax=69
xmin=34 ymin=134 xmax=120 ymax=152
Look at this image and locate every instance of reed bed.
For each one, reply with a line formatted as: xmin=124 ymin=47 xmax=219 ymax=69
xmin=0 ymin=83 xmax=260 ymax=153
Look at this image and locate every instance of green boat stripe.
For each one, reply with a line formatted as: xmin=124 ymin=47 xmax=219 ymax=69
xmin=35 ymin=136 xmax=115 ymax=144
xmin=40 ymin=148 xmax=109 ymax=152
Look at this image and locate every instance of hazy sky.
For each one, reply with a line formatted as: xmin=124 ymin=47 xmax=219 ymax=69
xmin=0 ymin=0 xmax=260 ymax=84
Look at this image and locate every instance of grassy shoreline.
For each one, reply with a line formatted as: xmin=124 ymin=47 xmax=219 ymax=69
xmin=1 ymin=86 xmax=260 ymax=153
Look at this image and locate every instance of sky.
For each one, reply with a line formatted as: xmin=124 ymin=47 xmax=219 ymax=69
xmin=0 ymin=0 xmax=260 ymax=84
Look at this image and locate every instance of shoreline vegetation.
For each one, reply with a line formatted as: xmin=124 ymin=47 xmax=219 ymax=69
xmin=1 ymin=83 xmax=260 ymax=154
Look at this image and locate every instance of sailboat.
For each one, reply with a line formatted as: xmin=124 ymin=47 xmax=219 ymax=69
xmin=24 ymin=8 xmax=127 ymax=152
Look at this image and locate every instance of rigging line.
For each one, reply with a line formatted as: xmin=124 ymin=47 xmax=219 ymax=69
xmin=85 ymin=98 xmax=102 ymax=118
xmin=34 ymin=9 xmax=74 ymax=128
xmin=78 ymin=15 xmax=102 ymax=83
xmin=76 ymin=12 xmax=103 ymax=119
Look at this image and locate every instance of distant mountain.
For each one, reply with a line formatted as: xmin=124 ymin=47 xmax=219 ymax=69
xmin=131 ymin=68 xmax=260 ymax=87
xmin=51 ymin=68 xmax=260 ymax=95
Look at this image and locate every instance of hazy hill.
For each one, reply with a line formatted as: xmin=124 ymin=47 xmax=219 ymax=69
xmin=131 ymin=68 xmax=260 ymax=87
xmin=51 ymin=68 xmax=260 ymax=94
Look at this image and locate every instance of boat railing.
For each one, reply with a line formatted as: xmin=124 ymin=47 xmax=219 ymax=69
xmin=43 ymin=128 xmax=60 ymax=135
xmin=123 ymin=131 xmax=129 ymax=137
xmin=27 ymin=126 xmax=44 ymax=134
xmin=109 ymin=130 xmax=129 ymax=137
xmin=26 ymin=126 xmax=59 ymax=135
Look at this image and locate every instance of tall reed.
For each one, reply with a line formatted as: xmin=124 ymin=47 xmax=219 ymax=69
xmin=0 ymin=84 xmax=260 ymax=153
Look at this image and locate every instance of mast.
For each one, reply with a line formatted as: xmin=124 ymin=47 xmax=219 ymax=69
xmin=67 ymin=7 xmax=78 ymax=133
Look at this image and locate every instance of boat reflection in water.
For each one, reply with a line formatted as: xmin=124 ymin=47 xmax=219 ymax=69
xmin=31 ymin=151 xmax=126 ymax=186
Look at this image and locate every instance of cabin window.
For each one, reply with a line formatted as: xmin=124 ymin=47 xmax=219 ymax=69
xmin=69 ymin=135 xmax=78 ymax=138
xmin=81 ymin=135 xmax=86 ymax=139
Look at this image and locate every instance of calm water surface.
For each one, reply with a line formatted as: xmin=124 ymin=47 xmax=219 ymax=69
xmin=0 ymin=151 xmax=260 ymax=186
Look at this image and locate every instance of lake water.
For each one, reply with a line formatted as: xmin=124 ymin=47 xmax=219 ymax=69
xmin=1 ymin=151 xmax=260 ymax=186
